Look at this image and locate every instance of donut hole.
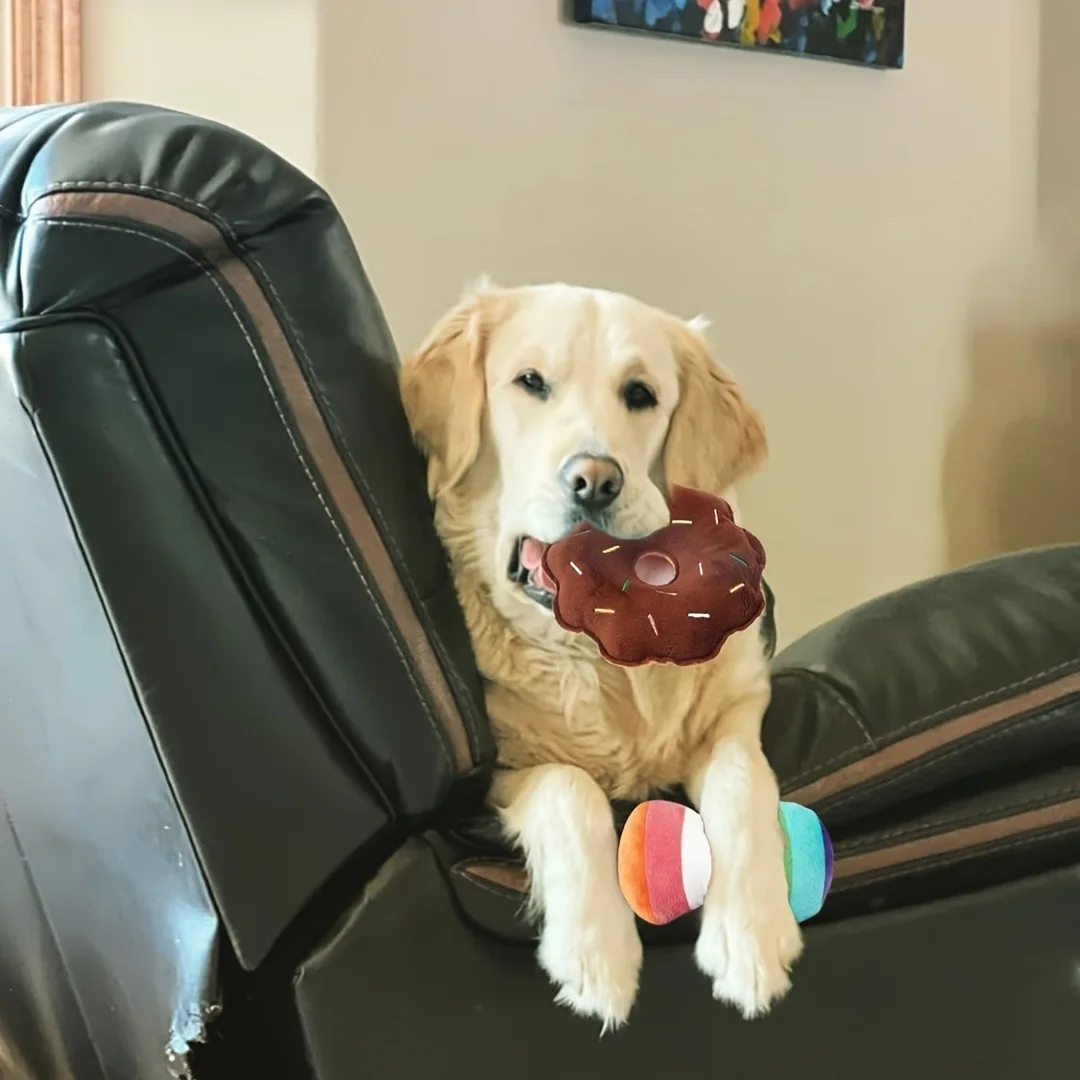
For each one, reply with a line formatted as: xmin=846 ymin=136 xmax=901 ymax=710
xmin=634 ymin=551 xmax=677 ymax=587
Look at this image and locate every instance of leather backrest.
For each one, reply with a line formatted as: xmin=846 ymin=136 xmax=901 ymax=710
xmin=765 ymin=543 xmax=1080 ymax=823
xmin=0 ymin=101 xmax=494 ymax=966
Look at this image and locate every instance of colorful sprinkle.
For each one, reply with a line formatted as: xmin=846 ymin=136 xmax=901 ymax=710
xmin=570 ymin=561 xmax=583 ymax=575
xmin=729 ymin=553 xmax=748 ymax=567
xmin=713 ymin=508 xmax=719 ymax=524
xmin=729 ymin=583 xmax=746 ymax=594
xmin=659 ymin=590 xmax=678 ymax=596
xmin=647 ymin=613 xmax=658 ymax=636
xmin=621 ymin=579 xmax=631 ymax=592
xmin=687 ymin=612 xmax=710 ymax=619
xmin=594 ymin=607 xmax=615 ymax=614
xmin=601 ymin=545 xmax=621 ymax=554
xmin=671 ymin=519 xmax=692 ymax=525
xmin=698 ymin=562 xmax=703 ymax=576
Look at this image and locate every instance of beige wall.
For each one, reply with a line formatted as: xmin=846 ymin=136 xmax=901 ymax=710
xmin=320 ymin=2 xmax=1043 ymax=643
xmin=943 ymin=0 xmax=1080 ymax=576
xmin=82 ymin=0 xmax=319 ymax=175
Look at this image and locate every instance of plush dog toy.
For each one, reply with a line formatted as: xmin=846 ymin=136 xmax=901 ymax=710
xmin=617 ymin=800 xmax=833 ymax=925
xmin=541 ymin=486 xmax=766 ymax=667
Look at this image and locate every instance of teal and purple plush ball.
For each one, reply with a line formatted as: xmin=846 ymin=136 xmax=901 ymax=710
xmin=777 ymin=800 xmax=834 ymax=923
xmin=617 ymin=799 xmax=833 ymax=926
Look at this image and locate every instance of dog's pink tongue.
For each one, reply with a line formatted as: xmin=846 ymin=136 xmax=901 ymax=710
xmin=520 ymin=538 xmax=556 ymax=592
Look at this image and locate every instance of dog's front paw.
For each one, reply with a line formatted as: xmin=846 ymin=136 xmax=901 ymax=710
xmin=695 ymin=868 xmax=803 ymax=1018
xmin=538 ymin=894 xmax=643 ymax=1032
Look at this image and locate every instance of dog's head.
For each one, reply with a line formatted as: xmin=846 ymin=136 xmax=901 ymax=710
xmin=400 ymin=280 xmax=765 ymax=635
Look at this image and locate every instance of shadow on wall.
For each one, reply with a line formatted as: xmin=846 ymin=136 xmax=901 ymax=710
xmin=943 ymin=0 xmax=1080 ymax=568
xmin=945 ymin=324 xmax=1080 ymax=568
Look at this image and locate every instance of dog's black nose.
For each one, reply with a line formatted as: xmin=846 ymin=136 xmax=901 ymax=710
xmin=558 ymin=454 xmax=624 ymax=512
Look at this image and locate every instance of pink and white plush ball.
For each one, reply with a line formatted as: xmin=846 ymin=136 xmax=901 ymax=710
xmin=617 ymin=800 xmax=712 ymax=925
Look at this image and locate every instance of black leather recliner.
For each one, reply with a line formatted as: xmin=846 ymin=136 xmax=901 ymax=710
xmin=1 ymin=102 xmax=1077 ymax=1080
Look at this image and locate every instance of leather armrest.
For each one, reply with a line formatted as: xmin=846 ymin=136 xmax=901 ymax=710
xmin=765 ymin=545 xmax=1080 ymax=826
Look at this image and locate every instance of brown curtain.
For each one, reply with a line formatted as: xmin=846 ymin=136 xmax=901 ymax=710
xmin=4 ymin=0 xmax=83 ymax=106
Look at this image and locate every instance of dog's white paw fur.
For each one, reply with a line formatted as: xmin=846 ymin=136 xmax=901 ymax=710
xmin=695 ymin=879 xmax=802 ymax=1018
xmin=539 ymin=889 xmax=643 ymax=1032
xmin=693 ymin=729 xmax=804 ymax=1019
xmin=496 ymin=764 xmax=643 ymax=1032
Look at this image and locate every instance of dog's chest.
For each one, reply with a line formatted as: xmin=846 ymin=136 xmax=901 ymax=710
xmin=486 ymin=658 xmax=714 ymax=800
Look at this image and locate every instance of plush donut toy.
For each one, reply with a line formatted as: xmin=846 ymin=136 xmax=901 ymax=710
xmin=541 ymin=486 xmax=766 ymax=666
xmin=617 ymin=800 xmax=833 ymax=926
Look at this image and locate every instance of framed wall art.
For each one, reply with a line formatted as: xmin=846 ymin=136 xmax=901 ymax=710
xmin=569 ymin=1 xmax=905 ymax=70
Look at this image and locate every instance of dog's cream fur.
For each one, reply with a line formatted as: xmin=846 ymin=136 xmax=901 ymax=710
xmin=400 ymin=280 xmax=802 ymax=1030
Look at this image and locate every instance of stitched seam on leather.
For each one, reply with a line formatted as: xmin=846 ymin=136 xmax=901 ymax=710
xmin=457 ymin=875 xmax=527 ymax=903
xmin=454 ymin=856 xmax=524 ymax=870
xmin=838 ymin=784 xmax=1080 ymax=853
xmin=823 ymin=696 xmax=1080 ymax=813
xmin=30 ymin=215 xmax=452 ymax=771
xmin=244 ymin=256 xmax=487 ymax=751
xmin=30 ymin=180 xmax=244 ymax=237
xmin=781 ymin=657 xmax=1080 ymax=788
xmin=835 ymin=824 xmax=1080 ymax=888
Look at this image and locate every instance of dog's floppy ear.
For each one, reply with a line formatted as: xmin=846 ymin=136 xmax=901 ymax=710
xmin=400 ymin=278 xmax=501 ymax=498
xmin=662 ymin=316 xmax=767 ymax=496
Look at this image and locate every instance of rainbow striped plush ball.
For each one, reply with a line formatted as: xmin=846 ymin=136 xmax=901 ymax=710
xmin=617 ymin=799 xmax=833 ymax=926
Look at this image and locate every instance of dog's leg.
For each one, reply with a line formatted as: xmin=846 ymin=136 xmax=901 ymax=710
xmin=493 ymin=764 xmax=643 ymax=1031
xmin=688 ymin=689 xmax=803 ymax=1018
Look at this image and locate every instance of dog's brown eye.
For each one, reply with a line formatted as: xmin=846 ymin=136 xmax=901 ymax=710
xmin=514 ymin=370 xmax=550 ymax=399
xmin=623 ymin=380 xmax=658 ymax=411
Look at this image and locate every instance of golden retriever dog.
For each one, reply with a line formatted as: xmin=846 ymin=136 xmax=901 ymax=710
xmin=400 ymin=279 xmax=801 ymax=1030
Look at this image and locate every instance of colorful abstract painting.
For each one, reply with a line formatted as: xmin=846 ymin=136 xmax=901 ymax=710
xmin=570 ymin=0 xmax=905 ymax=70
